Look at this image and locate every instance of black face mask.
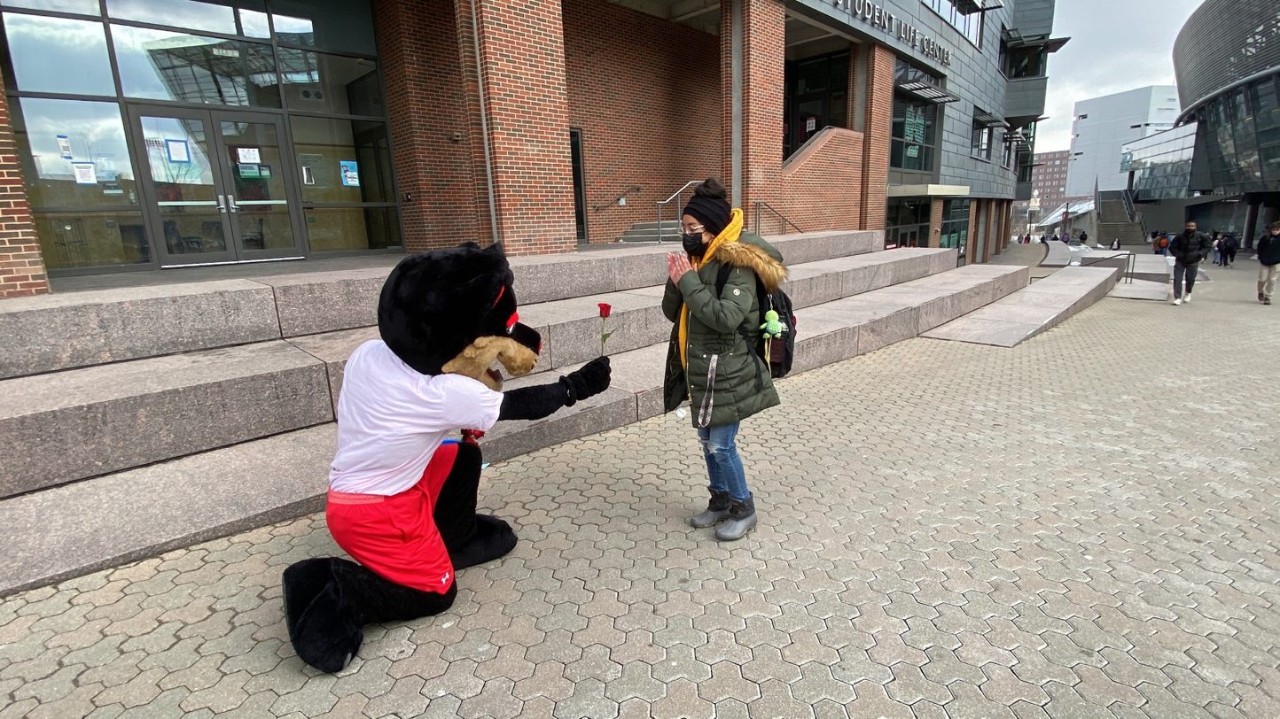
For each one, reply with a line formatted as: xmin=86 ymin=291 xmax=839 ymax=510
xmin=682 ymin=233 xmax=707 ymax=257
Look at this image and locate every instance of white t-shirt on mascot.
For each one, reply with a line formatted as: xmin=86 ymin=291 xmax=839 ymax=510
xmin=329 ymin=339 xmax=503 ymax=496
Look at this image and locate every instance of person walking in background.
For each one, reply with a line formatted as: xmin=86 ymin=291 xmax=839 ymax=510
xmin=1157 ymin=233 xmax=1170 ymax=256
xmin=1257 ymin=221 xmax=1280 ymax=305
xmin=1212 ymin=232 xmax=1223 ymax=265
xmin=1110 ymin=238 xmax=1121 ymax=251
xmin=1223 ymin=233 xmax=1238 ymax=268
xmin=1170 ymin=220 xmax=1212 ymax=306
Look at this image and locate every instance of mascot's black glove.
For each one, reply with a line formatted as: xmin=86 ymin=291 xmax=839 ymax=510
xmin=498 ymin=357 xmax=612 ymax=422
xmin=559 ymin=356 xmax=611 ymax=407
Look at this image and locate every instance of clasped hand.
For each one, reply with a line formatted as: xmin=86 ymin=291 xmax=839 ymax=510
xmin=667 ymin=252 xmax=693 ymax=285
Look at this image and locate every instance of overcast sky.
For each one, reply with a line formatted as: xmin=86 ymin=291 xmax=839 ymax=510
xmin=1037 ymin=0 xmax=1204 ymax=152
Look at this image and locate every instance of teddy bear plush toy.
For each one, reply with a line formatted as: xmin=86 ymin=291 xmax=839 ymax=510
xmin=282 ymin=242 xmax=611 ymax=673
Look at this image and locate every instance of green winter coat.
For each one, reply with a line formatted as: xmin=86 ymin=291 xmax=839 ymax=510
xmin=662 ymin=232 xmax=786 ymax=428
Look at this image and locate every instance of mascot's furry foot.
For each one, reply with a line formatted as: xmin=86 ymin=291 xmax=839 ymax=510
xmin=283 ymin=557 xmax=458 ymax=673
xmin=454 ymin=514 xmax=518 ymax=570
xmin=282 ymin=558 xmax=363 ymax=673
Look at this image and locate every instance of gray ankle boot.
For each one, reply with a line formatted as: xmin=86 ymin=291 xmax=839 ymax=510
xmin=714 ymin=496 xmax=757 ymax=541
xmin=690 ymin=490 xmax=732 ymax=528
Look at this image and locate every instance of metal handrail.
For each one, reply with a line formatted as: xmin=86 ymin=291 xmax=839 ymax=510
xmin=1120 ymin=188 xmax=1137 ymax=222
xmin=753 ymin=200 xmax=803 ymax=234
xmin=1079 ymin=249 xmax=1136 ymax=284
xmin=655 ymin=180 xmax=704 ymax=243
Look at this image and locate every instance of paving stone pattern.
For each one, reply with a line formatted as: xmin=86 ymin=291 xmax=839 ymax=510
xmin=2 ymin=267 xmax=1279 ymax=718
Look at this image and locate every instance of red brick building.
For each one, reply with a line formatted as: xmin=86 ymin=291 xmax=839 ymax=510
xmin=0 ymin=0 xmax=1060 ymax=297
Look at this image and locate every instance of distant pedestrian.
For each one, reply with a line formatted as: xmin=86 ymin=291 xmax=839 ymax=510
xmin=1223 ymin=233 xmax=1238 ymax=267
xmin=1157 ymin=233 xmax=1170 ymax=256
xmin=1257 ymin=221 xmax=1280 ymax=305
xmin=1212 ymin=233 xmax=1223 ymax=265
xmin=1170 ymin=220 xmax=1211 ymax=306
xmin=1051 ymin=233 xmax=1061 ymax=243
xmin=1079 ymin=230 xmax=1089 ymax=246
xmin=1110 ymin=238 xmax=1121 ymax=250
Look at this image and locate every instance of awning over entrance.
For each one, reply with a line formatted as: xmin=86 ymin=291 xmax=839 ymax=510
xmin=895 ymin=81 xmax=960 ymax=105
xmin=887 ymin=184 xmax=970 ymax=198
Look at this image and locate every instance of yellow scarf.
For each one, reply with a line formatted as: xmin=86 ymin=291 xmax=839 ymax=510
xmin=678 ymin=208 xmax=744 ymax=369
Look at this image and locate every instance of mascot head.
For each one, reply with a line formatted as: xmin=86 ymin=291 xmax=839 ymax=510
xmin=377 ymin=243 xmax=541 ymax=390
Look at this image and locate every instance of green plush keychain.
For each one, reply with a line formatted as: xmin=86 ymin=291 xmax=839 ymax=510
xmin=760 ymin=309 xmax=785 ymax=364
xmin=760 ymin=309 xmax=784 ymax=338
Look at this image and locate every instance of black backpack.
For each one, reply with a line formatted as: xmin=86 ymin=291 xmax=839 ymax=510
xmin=716 ymin=264 xmax=796 ymax=380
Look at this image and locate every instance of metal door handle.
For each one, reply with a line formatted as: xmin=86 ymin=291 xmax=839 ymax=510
xmin=223 ymin=195 xmax=239 ymax=213
xmin=215 ymin=195 xmax=226 ymax=213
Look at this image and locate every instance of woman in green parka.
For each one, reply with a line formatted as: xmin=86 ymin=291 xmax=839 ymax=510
xmin=662 ymin=179 xmax=786 ymax=541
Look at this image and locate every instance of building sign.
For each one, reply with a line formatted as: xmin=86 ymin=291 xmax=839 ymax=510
xmin=831 ymin=0 xmax=952 ymax=66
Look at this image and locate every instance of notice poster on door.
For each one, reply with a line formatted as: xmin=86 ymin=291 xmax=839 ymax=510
xmin=165 ymin=139 xmax=190 ymax=164
xmin=237 ymin=147 xmax=262 ymax=164
xmin=805 ymin=117 xmax=816 ymax=133
xmin=238 ymin=163 xmax=261 ymax=178
xmin=57 ymin=134 xmax=73 ymax=160
xmin=73 ymin=162 xmax=97 ymax=185
xmin=340 ymin=160 xmax=359 ymax=187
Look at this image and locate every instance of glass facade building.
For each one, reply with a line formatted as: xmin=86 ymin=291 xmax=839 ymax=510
xmin=1120 ymin=123 xmax=1196 ymax=201
xmin=0 ymin=0 xmax=398 ymax=273
xmin=1188 ymin=76 xmax=1280 ymax=195
xmin=1146 ymin=0 xmax=1280 ymax=245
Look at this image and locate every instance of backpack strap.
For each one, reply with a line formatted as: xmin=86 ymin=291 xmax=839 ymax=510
xmin=715 ymin=263 xmax=766 ymax=392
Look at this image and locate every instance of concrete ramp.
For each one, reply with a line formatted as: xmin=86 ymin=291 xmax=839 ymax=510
xmin=922 ymin=266 xmax=1120 ymax=348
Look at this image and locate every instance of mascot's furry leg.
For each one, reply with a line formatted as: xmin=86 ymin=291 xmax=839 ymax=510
xmin=434 ymin=438 xmax=518 ymax=569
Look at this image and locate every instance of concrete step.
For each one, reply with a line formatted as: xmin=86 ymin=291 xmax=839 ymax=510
xmin=1 ymin=230 xmax=881 ymax=379
xmin=921 ymin=266 xmax=1120 ymax=347
xmin=0 ymin=341 xmax=335 ymax=499
xmin=0 ymin=260 xmax=1027 ymax=596
xmin=0 ymin=243 xmax=929 ymax=490
xmin=284 ymin=247 xmax=958 ymax=414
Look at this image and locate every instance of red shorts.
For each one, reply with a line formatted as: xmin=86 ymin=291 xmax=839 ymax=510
xmin=325 ymin=442 xmax=458 ymax=594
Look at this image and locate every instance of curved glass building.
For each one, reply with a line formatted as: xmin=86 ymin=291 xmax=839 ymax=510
xmin=1173 ymin=0 xmax=1280 ymax=244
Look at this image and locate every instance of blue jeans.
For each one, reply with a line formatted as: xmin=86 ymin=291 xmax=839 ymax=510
xmin=697 ymin=422 xmax=751 ymax=502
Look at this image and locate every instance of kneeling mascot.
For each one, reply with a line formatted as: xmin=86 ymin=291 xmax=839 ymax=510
xmin=282 ymin=242 xmax=611 ymax=672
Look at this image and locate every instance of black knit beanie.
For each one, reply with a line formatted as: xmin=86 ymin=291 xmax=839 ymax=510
xmin=682 ymin=179 xmax=732 ymax=237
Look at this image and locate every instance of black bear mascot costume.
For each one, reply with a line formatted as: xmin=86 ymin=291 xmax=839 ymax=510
xmin=282 ymin=242 xmax=611 ymax=673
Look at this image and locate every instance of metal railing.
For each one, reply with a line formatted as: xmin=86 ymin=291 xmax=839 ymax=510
xmin=753 ymin=201 xmax=803 ymax=235
xmin=1120 ymin=188 xmax=1137 ymax=222
xmin=655 ymin=181 xmax=703 ymax=243
xmin=1078 ymin=250 xmax=1136 ymax=284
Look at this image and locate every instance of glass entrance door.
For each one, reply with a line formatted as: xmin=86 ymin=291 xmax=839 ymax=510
xmin=131 ymin=107 xmax=302 ymax=265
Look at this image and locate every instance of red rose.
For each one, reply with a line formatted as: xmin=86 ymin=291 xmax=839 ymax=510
xmin=598 ymin=303 xmax=612 ymax=319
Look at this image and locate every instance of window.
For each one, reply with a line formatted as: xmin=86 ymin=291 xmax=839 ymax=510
xmin=11 ymin=98 xmax=147 ymax=270
xmin=922 ymin=0 xmax=983 ymax=48
xmin=112 ymin=26 xmax=282 ymax=107
xmin=1000 ymin=45 xmax=1046 ymax=78
xmin=1 ymin=14 xmax=114 ymax=95
xmin=971 ymin=112 xmax=993 ymax=161
xmin=891 ymin=95 xmax=937 ymax=172
xmin=0 ymin=0 xmax=397 ymax=271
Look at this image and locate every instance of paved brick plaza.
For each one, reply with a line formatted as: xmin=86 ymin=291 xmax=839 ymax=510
xmin=2 ymin=265 xmax=1278 ymax=718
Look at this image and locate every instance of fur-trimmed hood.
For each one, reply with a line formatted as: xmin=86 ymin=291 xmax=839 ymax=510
xmin=713 ymin=233 xmax=786 ymax=292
